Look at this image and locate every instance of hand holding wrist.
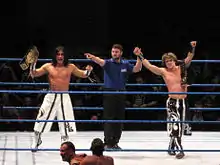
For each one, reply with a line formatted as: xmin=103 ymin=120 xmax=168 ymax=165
xmin=133 ymin=47 xmax=144 ymax=61
xmin=137 ymin=53 xmax=144 ymax=61
xmin=84 ymin=65 xmax=93 ymax=77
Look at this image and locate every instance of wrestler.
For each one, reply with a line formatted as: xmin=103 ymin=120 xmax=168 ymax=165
xmin=60 ymin=141 xmax=87 ymax=165
xmin=30 ymin=46 xmax=93 ymax=152
xmin=81 ymin=138 xmax=114 ymax=165
xmin=134 ymin=41 xmax=197 ymax=159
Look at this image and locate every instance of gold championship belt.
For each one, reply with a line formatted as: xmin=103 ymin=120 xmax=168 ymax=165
xmin=19 ymin=46 xmax=39 ymax=70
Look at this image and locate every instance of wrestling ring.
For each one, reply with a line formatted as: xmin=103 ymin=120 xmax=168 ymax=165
xmin=0 ymin=58 xmax=220 ymax=165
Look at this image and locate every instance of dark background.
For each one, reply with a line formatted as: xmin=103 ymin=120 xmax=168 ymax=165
xmin=1 ymin=1 xmax=220 ymax=131
xmin=1 ymin=1 xmax=220 ymax=59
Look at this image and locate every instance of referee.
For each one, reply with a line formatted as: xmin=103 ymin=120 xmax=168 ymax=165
xmin=85 ymin=44 xmax=142 ymax=149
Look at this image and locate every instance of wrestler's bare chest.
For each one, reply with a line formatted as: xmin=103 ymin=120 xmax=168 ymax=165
xmin=48 ymin=67 xmax=71 ymax=79
xmin=163 ymin=68 xmax=181 ymax=85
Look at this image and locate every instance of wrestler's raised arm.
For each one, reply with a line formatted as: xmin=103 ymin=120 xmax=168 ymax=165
xmin=30 ymin=63 xmax=48 ymax=77
xmin=132 ymin=47 xmax=142 ymax=73
xmin=84 ymin=53 xmax=105 ymax=67
xmin=133 ymin=47 xmax=164 ymax=76
xmin=184 ymin=41 xmax=197 ymax=67
xmin=70 ymin=64 xmax=93 ymax=78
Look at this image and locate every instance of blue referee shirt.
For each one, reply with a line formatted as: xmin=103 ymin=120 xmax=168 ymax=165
xmin=102 ymin=58 xmax=134 ymax=90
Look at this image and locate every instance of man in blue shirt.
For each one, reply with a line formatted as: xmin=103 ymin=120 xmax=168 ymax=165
xmin=85 ymin=44 xmax=142 ymax=149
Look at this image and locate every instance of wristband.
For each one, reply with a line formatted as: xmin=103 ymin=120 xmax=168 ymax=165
xmin=30 ymin=62 xmax=36 ymax=71
xmin=33 ymin=62 xmax=36 ymax=71
xmin=30 ymin=63 xmax=33 ymax=71
xmin=137 ymin=54 xmax=145 ymax=61
xmin=84 ymin=70 xmax=91 ymax=77
xmin=190 ymin=47 xmax=195 ymax=55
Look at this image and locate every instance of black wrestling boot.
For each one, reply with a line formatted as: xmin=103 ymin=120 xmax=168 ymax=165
xmin=168 ymin=150 xmax=176 ymax=156
xmin=112 ymin=144 xmax=122 ymax=150
xmin=175 ymin=137 xmax=185 ymax=159
xmin=168 ymin=148 xmax=176 ymax=156
xmin=104 ymin=144 xmax=113 ymax=149
xmin=176 ymin=152 xmax=185 ymax=159
xmin=104 ymin=138 xmax=114 ymax=149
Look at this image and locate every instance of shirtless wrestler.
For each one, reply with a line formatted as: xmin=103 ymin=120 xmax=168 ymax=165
xmin=60 ymin=141 xmax=87 ymax=165
xmin=81 ymin=138 xmax=114 ymax=165
xmin=30 ymin=46 xmax=93 ymax=152
xmin=133 ymin=41 xmax=197 ymax=159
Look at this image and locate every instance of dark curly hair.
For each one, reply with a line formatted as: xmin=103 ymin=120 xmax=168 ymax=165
xmin=90 ymin=138 xmax=104 ymax=156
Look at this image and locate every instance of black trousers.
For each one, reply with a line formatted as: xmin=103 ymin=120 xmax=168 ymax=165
xmin=166 ymin=97 xmax=191 ymax=152
xmin=103 ymin=93 xmax=125 ymax=146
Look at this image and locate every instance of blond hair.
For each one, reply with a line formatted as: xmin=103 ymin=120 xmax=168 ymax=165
xmin=161 ymin=52 xmax=177 ymax=66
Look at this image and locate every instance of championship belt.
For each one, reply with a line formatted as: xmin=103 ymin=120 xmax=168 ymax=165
xmin=19 ymin=46 xmax=39 ymax=70
xmin=179 ymin=60 xmax=187 ymax=85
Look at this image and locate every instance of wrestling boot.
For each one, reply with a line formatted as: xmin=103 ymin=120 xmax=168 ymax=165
xmin=31 ymin=131 xmax=42 ymax=152
xmin=61 ymin=135 xmax=69 ymax=143
xmin=104 ymin=144 xmax=113 ymax=149
xmin=104 ymin=137 xmax=121 ymax=149
xmin=176 ymin=152 xmax=185 ymax=159
xmin=112 ymin=143 xmax=122 ymax=150
xmin=104 ymin=144 xmax=121 ymax=150
xmin=175 ymin=137 xmax=185 ymax=159
xmin=104 ymin=137 xmax=113 ymax=149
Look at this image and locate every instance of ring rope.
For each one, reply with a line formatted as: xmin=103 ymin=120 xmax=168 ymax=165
xmin=1 ymin=57 xmax=219 ymax=155
xmin=1 ymin=82 xmax=220 ymax=87
xmin=0 ymin=148 xmax=219 ymax=152
xmin=0 ymin=90 xmax=220 ymax=95
xmin=3 ymin=106 xmax=220 ymax=111
xmin=1 ymin=58 xmax=220 ymax=63
xmin=0 ymin=119 xmax=219 ymax=124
